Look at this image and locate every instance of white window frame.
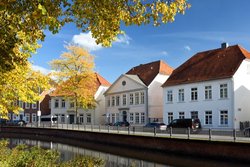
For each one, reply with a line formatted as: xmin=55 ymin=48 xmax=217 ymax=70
xmin=190 ymin=111 xmax=198 ymax=119
xmin=111 ymin=96 xmax=115 ymax=106
xmin=220 ymin=110 xmax=228 ymax=125
xmin=168 ymin=112 xmax=173 ymax=124
xmin=220 ymin=84 xmax=228 ymax=99
xmin=122 ymin=94 xmax=127 ymax=106
xmin=205 ymin=86 xmax=212 ymax=100
xmin=135 ymin=92 xmax=139 ymax=105
xmin=178 ymin=89 xmax=184 ymax=102
xmin=191 ymin=87 xmax=198 ymax=101
xmin=18 ymin=101 xmax=23 ymax=108
xmin=54 ymin=99 xmax=59 ymax=108
xmin=116 ymin=95 xmax=120 ymax=106
xmin=129 ymin=113 xmax=134 ymax=123
xmin=167 ymin=90 xmax=173 ymax=103
xmin=86 ymin=113 xmax=91 ymax=124
xmin=140 ymin=113 xmax=145 ymax=124
xmin=32 ymin=103 xmax=37 ymax=109
xmin=135 ymin=113 xmax=140 ymax=124
xmin=140 ymin=92 xmax=145 ymax=104
xmin=205 ymin=111 xmax=212 ymax=125
xmin=25 ymin=102 xmax=30 ymax=109
xmin=25 ymin=113 xmax=30 ymax=123
xmin=179 ymin=112 xmax=185 ymax=119
xmin=32 ymin=113 xmax=36 ymax=122
xmin=61 ymin=99 xmax=65 ymax=108
xmin=129 ymin=93 xmax=134 ymax=105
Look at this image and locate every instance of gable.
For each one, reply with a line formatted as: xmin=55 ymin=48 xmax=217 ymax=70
xmin=104 ymin=74 xmax=147 ymax=95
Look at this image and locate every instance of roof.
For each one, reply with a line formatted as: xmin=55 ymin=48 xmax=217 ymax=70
xmin=124 ymin=74 xmax=146 ymax=86
xmin=126 ymin=60 xmax=173 ymax=86
xmin=51 ymin=73 xmax=110 ymax=97
xmin=162 ymin=45 xmax=250 ymax=87
xmin=96 ymin=73 xmax=111 ymax=87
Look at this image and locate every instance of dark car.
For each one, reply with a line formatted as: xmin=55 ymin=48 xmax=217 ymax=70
xmin=113 ymin=121 xmax=130 ymax=127
xmin=167 ymin=118 xmax=201 ymax=132
xmin=243 ymin=127 xmax=250 ymax=137
xmin=18 ymin=120 xmax=27 ymax=127
xmin=6 ymin=120 xmax=27 ymax=126
xmin=144 ymin=122 xmax=167 ymax=130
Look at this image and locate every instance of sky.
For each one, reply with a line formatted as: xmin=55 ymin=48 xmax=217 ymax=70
xmin=30 ymin=0 xmax=250 ymax=83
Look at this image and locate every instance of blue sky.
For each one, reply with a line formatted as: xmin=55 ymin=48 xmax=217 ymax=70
xmin=31 ymin=0 xmax=250 ymax=83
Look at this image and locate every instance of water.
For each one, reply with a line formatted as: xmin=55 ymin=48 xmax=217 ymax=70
xmin=6 ymin=138 xmax=249 ymax=167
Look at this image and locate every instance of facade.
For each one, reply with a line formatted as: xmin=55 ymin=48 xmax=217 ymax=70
xmin=50 ymin=73 xmax=110 ymax=125
xmin=162 ymin=44 xmax=250 ymax=129
xmin=8 ymin=90 xmax=52 ymax=123
xmin=104 ymin=60 xmax=173 ymax=125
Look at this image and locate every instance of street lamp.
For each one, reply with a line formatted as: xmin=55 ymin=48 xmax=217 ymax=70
xmin=37 ymin=110 xmax=41 ymax=127
xmin=66 ymin=115 xmax=69 ymax=129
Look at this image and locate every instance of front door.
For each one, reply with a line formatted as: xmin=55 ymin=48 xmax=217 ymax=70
xmin=69 ymin=114 xmax=74 ymax=124
xmin=122 ymin=111 xmax=127 ymax=122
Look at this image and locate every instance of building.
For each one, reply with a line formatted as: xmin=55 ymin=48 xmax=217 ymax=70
xmin=50 ymin=73 xmax=111 ymax=125
xmin=162 ymin=44 xmax=250 ymax=129
xmin=104 ymin=60 xmax=173 ymax=125
xmin=8 ymin=90 xmax=52 ymax=123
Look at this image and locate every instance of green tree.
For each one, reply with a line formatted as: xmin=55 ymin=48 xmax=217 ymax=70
xmin=50 ymin=45 xmax=96 ymax=124
xmin=1 ymin=0 xmax=190 ymax=72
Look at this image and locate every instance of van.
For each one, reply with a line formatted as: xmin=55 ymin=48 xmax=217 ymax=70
xmin=167 ymin=118 xmax=201 ymax=132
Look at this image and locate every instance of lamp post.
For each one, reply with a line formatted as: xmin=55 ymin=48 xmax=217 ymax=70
xmin=37 ymin=110 xmax=41 ymax=127
xmin=66 ymin=115 xmax=69 ymax=129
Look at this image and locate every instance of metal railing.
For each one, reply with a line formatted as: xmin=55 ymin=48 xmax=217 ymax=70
xmin=24 ymin=123 xmax=250 ymax=143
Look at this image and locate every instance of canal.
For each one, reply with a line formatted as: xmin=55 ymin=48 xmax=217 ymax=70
xmin=5 ymin=138 xmax=249 ymax=167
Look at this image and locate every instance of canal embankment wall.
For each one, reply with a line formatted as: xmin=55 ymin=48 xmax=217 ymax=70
xmin=1 ymin=127 xmax=250 ymax=164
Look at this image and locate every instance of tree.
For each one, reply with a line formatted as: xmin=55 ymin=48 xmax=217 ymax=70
xmin=0 ymin=64 xmax=50 ymax=118
xmin=1 ymin=0 xmax=190 ymax=72
xmin=50 ymin=45 xmax=97 ymax=124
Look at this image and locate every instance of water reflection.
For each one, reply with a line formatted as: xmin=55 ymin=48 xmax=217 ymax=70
xmin=8 ymin=138 xmax=168 ymax=167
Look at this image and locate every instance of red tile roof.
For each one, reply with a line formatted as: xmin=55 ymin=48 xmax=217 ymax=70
xmin=126 ymin=60 xmax=173 ymax=86
xmin=162 ymin=45 xmax=250 ymax=87
xmin=96 ymin=73 xmax=111 ymax=87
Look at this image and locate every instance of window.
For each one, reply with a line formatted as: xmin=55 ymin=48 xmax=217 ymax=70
xmin=129 ymin=93 xmax=134 ymax=105
xmin=25 ymin=113 xmax=30 ymax=123
xmin=205 ymin=111 xmax=212 ymax=125
xmin=191 ymin=87 xmax=198 ymax=101
xmin=205 ymin=86 xmax=212 ymax=100
xmin=79 ymin=114 xmax=84 ymax=124
xmin=130 ymin=113 xmax=134 ymax=123
xmin=220 ymin=84 xmax=228 ymax=99
xmin=70 ymin=101 xmax=75 ymax=108
xmin=178 ymin=89 xmax=184 ymax=102
xmin=111 ymin=96 xmax=115 ymax=106
xmin=140 ymin=92 xmax=145 ymax=104
xmin=107 ymin=98 xmax=111 ymax=107
xmin=25 ymin=102 xmax=30 ymax=109
xmin=116 ymin=113 xmax=119 ymax=122
xmin=61 ymin=114 xmax=65 ymax=123
xmin=18 ymin=101 xmax=23 ymax=108
xmin=220 ymin=110 xmax=228 ymax=125
xmin=116 ymin=96 xmax=120 ymax=106
xmin=167 ymin=90 xmax=173 ymax=102
xmin=141 ymin=113 xmax=145 ymax=124
xmin=179 ymin=112 xmax=185 ymax=119
xmin=32 ymin=103 xmax=37 ymax=109
xmin=135 ymin=92 xmax=139 ymax=105
xmin=61 ymin=99 xmax=65 ymax=108
xmin=168 ymin=112 xmax=173 ymax=124
xmin=111 ymin=113 xmax=116 ymax=124
xmin=190 ymin=111 xmax=198 ymax=119
xmin=32 ymin=113 xmax=36 ymax=122
xmin=122 ymin=94 xmax=127 ymax=106
xmin=135 ymin=113 xmax=140 ymax=123
xmin=87 ymin=114 xmax=91 ymax=123
xmin=54 ymin=99 xmax=59 ymax=108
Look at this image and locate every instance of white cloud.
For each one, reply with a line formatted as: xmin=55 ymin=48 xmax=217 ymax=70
xmin=115 ymin=34 xmax=131 ymax=45
xmin=161 ymin=51 xmax=168 ymax=55
xmin=32 ymin=65 xmax=52 ymax=75
xmin=184 ymin=45 xmax=191 ymax=51
xmin=72 ymin=32 xmax=103 ymax=51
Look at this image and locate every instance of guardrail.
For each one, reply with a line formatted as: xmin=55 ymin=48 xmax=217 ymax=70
xmin=24 ymin=123 xmax=250 ymax=143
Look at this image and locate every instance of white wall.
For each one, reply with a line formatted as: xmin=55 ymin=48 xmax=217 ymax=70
xmin=163 ymin=78 xmax=234 ymax=129
xmin=148 ymin=74 xmax=169 ymax=120
xmin=233 ymin=59 xmax=250 ymax=128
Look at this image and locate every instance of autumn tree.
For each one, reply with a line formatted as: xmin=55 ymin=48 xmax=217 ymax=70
xmin=50 ymin=45 xmax=96 ymax=124
xmin=0 ymin=64 xmax=50 ymax=118
xmin=1 ymin=0 xmax=190 ymax=72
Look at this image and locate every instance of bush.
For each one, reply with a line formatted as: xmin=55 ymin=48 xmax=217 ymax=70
xmin=0 ymin=140 xmax=104 ymax=167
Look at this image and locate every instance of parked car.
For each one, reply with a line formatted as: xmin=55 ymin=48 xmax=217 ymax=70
xmin=243 ymin=127 xmax=250 ymax=137
xmin=144 ymin=122 xmax=167 ymax=131
xmin=113 ymin=121 xmax=130 ymax=127
xmin=6 ymin=120 xmax=27 ymax=126
xmin=18 ymin=120 xmax=27 ymax=127
xmin=167 ymin=118 xmax=201 ymax=132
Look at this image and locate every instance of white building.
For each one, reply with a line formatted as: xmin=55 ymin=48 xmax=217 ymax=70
xmin=51 ymin=73 xmax=111 ymax=125
xmin=104 ymin=60 xmax=173 ymax=125
xmin=162 ymin=44 xmax=250 ymax=129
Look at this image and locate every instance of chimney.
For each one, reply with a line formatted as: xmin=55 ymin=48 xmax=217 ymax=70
xmin=221 ymin=42 xmax=229 ymax=49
